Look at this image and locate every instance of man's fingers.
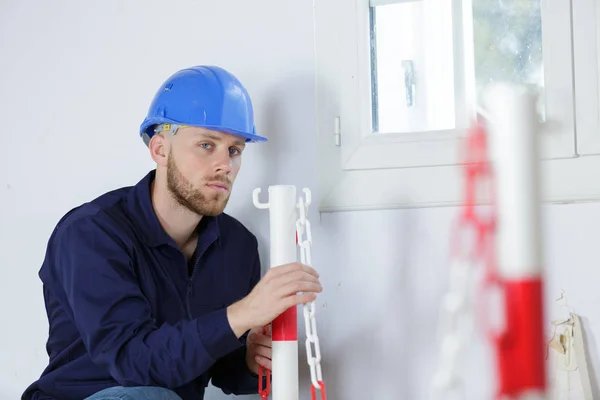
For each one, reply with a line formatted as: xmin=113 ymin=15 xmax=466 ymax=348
xmin=266 ymin=262 xmax=319 ymax=279
xmin=250 ymin=332 xmax=272 ymax=347
xmin=278 ymin=281 xmax=322 ymax=298
xmin=275 ymin=270 xmax=320 ymax=288
xmin=266 ymin=268 xmax=322 ymax=300
xmin=255 ymin=355 xmax=272 ymax=370
xmin=252 ymin=343 xmax=272 ymax=359
xmin=283 ymin=293 xmax=317 ymax=309
xmin=296 ymin=263 xmax=319 ymax=278
xmin=250 ymin=326 xmax=266 ymax=334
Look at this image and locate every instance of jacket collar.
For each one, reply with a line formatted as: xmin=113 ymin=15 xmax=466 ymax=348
xmin=126 ymin=170 xmax=220 ymax=248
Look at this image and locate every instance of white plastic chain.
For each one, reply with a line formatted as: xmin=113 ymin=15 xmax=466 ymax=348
xmin=295 ymin=188 xmax=324 ymax=391
xmin=431 ymin=120 xmax=492 ymax=400
xmin=431 ymin=257 xmax=475 ymax=399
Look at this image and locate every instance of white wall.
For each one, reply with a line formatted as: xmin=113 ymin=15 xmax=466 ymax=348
xmin=1 ymin=1 xmax=599 ymax=399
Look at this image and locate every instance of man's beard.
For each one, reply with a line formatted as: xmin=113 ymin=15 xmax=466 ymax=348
xmin=166 ymin=152 xmax=231 ymax=217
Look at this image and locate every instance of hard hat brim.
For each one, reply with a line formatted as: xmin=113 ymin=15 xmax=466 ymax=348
xmin=140 ymin=118 xmax=268 ymax=145
xmin=203 ymin=125 xmax=269 ymax=143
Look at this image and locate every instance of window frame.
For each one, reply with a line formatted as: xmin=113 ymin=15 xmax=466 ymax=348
xmin=315 ymin=0 xmax=600 ymax=213
xmin=573 ymin=0 xmax=600 ymax=156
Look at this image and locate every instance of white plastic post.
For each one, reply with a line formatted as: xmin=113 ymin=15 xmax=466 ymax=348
xmin=484 ymin=84 xmax=546 ymax=399
xmin=253 ymin=185 xmax=299 ymax=400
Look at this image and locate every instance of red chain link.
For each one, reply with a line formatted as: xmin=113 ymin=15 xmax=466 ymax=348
xmin=311 ymin=381 xmax=327 ymax=400
xmin=454 ymin=119 xmax=495 ymax=257
xmin=258 ymin=324 xmax=271 ymax=400
xmin=455 ymin=119 xmax=512 ymax=399
xmin=458 ymin=119 xmax=499 ymax=287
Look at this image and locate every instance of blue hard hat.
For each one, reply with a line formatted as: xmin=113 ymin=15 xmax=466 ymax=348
xmin=139 ymin=65 xmax=267 ymax=145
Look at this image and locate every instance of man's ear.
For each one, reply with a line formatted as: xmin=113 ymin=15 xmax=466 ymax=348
xmin=149 ymin=133 xmax=169 ymax=167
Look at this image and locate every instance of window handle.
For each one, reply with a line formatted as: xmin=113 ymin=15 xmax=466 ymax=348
xmin=402 ymin=60 xmax=415 ymax=107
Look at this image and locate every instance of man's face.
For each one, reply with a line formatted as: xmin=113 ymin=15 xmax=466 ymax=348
xmin=165 ymin=127 xmax=246 ymax=216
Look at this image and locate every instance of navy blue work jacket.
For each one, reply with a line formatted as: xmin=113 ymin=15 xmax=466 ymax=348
xmin=22 ymin=170 xmax=262 ymax=400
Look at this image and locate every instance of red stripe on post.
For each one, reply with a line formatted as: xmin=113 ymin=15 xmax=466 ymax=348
xmin=272 ymin=307 xmax=298 ymax=341
xmin=496 ymin=279 xmax=546 ymax=396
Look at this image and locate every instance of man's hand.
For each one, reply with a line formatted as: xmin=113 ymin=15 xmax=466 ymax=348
xmin=245 ymin=325 xmax=272 ymax=375
xmin=227 ymin=262 xmax=322 ymax=337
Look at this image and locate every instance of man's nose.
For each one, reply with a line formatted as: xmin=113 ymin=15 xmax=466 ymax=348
xmin=213 ymin=148 xmax=232 ymax=175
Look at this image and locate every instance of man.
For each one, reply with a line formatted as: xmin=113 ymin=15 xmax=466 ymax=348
xmin=22 ymin=65 xmax=322 ymax=400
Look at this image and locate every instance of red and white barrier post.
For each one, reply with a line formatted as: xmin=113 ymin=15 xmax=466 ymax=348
xmin=484 ymin=84 xmax=547 ymax=399
xmin=254 ymin=185 xmax=299 ymax=400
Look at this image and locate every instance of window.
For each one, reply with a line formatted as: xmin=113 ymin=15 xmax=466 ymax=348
xmin=315 ymin=0 xmax=600 ymax=212
xmin=370 ymin=1 xmax=461 ymax=135
xmin=371 ymin=0 xmax=546 ymax=135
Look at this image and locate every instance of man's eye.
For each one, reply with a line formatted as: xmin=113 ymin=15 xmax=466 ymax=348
xmin=199 ymin=143 xmax=211 ymax=149
xmin=230 ymin=148 xmax=241 ymax=155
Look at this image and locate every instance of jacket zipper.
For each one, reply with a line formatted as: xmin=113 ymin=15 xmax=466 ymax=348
xmin=185 ymin=237 xmax=217 ymax=320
